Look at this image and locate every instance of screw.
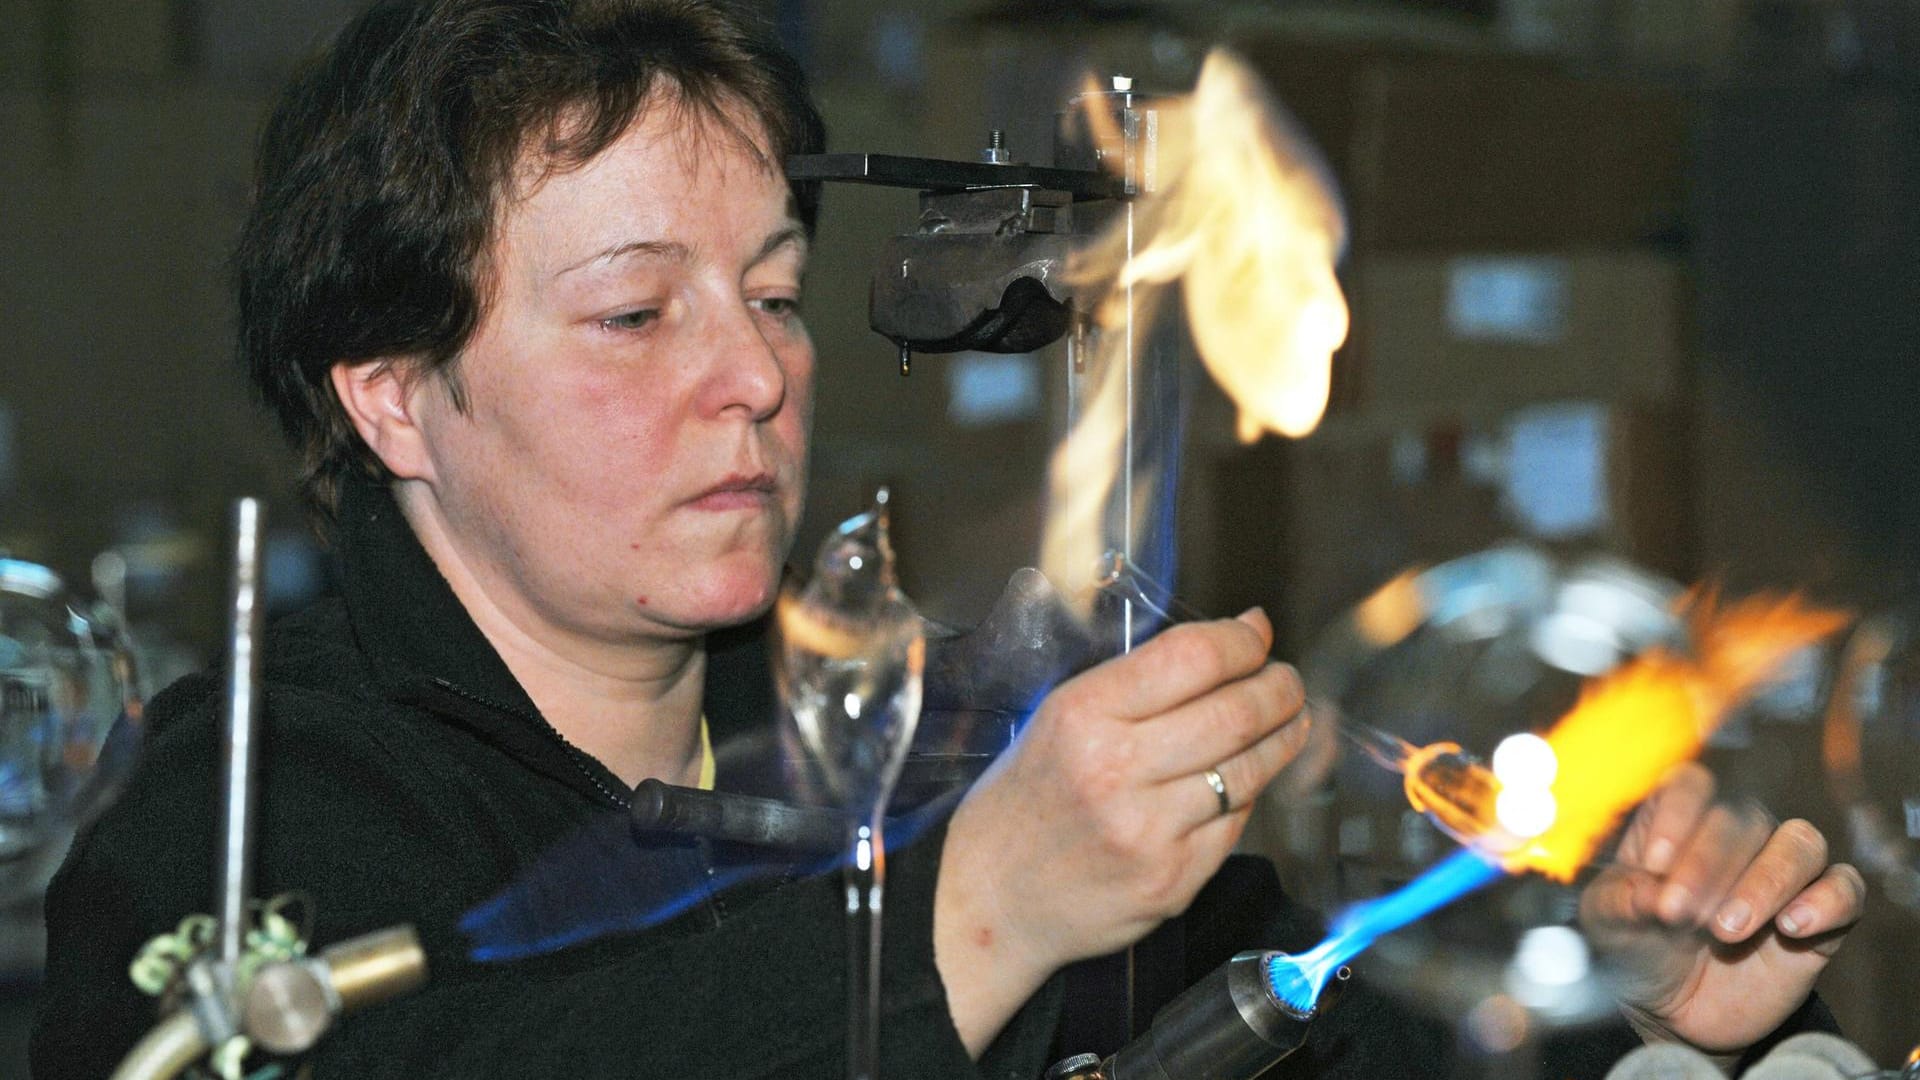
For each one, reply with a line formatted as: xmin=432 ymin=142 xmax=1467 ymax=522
xmin=982 ymin=129 xmax=1010 ymax=165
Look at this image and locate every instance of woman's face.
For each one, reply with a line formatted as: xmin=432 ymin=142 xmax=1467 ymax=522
xmin=398 ymin=102 xmax=814 ymax=647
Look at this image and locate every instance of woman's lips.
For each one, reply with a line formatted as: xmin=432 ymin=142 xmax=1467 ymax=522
xmin=687 ymin=473 xmax=778 ymax=511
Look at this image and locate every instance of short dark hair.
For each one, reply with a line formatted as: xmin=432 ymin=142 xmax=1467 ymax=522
xmin=235 ymin=0 xmax=826 ymax=519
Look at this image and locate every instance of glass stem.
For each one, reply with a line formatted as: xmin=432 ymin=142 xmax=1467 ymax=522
xmin=844 ymin=812 xmax=885 ymax=1080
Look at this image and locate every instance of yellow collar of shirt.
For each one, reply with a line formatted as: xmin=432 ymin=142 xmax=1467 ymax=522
xmin=697 ymin=715 xmax=715 ymax=791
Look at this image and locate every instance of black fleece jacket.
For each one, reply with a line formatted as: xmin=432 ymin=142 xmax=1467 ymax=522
xmin=31 ymin=475 xmax=1834 ymax=1078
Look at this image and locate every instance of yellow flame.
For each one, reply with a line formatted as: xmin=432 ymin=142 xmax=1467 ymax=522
xmin=1170 ymin=55 xmax=1348 ymax=443
xmin=1403 ymin=741 xmax=1497 ymax=843
xmin=1382 ymin=594 xmax=1849 ymax=878
xmin=1507 ymin=593 xmax=1850 ymax=880
xmin=1077 ymin=51 xmax=1349 ymax=442
xmin=1039 ymin=50 xmax=1349 ymax=608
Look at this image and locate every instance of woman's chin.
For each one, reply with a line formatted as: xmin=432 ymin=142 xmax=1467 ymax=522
xmin=646 ymin=561 xmax=781 ymax=632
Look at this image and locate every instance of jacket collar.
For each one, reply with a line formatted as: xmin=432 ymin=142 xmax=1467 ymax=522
xmin=335 ymin=471 xmax=543 ymax=717
xmin=330 ymin=471 xmax=777 ymax=799
xmin=333 ymin=471 xmax=636 ymax=804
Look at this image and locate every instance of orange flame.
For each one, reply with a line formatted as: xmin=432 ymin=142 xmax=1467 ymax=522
xmin=1040 ymin=50 xmax=1349 ymax=609
xmin=1508 ymin=593 xmax=1850 ymax=880
xmin=1388 ymin=594 xmax=1850 ymax=879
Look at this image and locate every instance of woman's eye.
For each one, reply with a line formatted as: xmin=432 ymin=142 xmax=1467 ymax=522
xmin=598 ymin=308 xmax=659 ymax=332
xmin=753 ymin=296 xmax=801 ymax=317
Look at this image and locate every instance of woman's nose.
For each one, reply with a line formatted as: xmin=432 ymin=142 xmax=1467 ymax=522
xmin=699 ymin=303 xmax=789 ymax=421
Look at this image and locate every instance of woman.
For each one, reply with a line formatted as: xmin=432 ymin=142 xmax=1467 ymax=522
xmin=33 ymin=2 xmax=1860 ymax=1077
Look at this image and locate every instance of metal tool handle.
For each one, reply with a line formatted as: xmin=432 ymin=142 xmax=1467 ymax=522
xmin=630 ymin=778 xmax=848 ymax=853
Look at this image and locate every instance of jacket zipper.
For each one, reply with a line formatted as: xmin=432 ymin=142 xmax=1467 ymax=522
xmin=425 ymin=676 xmax=730 ymax=928
xmin=426 ymin=676 xmax=632 ymax=811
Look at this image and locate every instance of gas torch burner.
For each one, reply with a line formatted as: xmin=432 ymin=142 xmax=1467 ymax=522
xmin=1047 ymin=951 xmax=1351 ymax=1080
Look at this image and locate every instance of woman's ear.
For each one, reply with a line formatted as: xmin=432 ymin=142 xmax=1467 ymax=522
xmin=330 ymin=359 xmax=437 ymax=482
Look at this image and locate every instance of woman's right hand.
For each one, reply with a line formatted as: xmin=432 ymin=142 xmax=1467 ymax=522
xmin=931 ymin=607 xmax=1311 ymax=1056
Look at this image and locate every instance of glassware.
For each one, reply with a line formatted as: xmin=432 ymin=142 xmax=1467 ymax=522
xmin=1277 ymin=547 xmax=1693 ymax=1035
xmin=0 ymin=557 xmax=142 ymax=902
xmin=775 ymin=491 xmax=924 ymax=1080
xmin=1822 ymin=613 xmax=1920 ymax=911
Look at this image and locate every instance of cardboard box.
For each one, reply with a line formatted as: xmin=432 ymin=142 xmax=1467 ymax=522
xmin=1236 ymin=43 xmax=1691 ymax=252
xmin=1352 ymin=250 xmax=1689 ymax=418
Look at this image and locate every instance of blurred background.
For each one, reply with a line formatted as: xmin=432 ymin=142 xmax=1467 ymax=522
xmin=4 ymin=0 xmax=1920 ymax=1074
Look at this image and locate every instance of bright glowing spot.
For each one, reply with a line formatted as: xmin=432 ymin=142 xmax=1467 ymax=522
xmin=1511 ymin=926 xmax=1589 ymax=988
xmin=1495 ymin=787 xmax=1557 ymax=839
xmin=842 ymin=692 xmax=862 ymax=720
xmin=1506 ymin=926 xmax=1591 ymax=1010
xmin=848 ymin=555 xmax=864 ymax=571
xmin=1491 ymin=733 xmax=1558 ymax=788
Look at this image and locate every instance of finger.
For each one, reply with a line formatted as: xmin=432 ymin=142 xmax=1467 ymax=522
xmin=1622 ymin=763 xmax=1717 ymax=874
xmin=1164 ymin=706 xmax=1314 ymax=831
xmin=1070 ymin=610 xmax=1274 ymax=722
xmin=1215 ymin=704 xmax=1313 ymax=809
xmin=1653 ymin=800 xmax=1772 ymax=927
xmin=1775 ymin=863 xmax=1868 ymax=951
xmin=1133 ymin=662 xmax=1306 ymax=781
xmin=1708 ymin=818 xmax=1829 ymax=942
xmin=1579 ymin=864 xmax=1664 ymax=929
xmin=1270 ymin=697 xmax=1342 ymax=799
xmin=1183 ymin=800 xmax=1257 ymax=870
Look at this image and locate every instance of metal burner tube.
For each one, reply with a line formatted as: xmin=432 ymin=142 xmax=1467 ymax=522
xmin=1104 ymin=951 xmax=1316 ymax=1080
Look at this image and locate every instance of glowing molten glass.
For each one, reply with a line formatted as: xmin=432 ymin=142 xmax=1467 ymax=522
xmin=1348 ymin=729 xmax=1547 ymax=853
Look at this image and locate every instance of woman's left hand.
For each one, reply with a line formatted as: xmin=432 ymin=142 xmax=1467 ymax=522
xmin=1578 ymin=762 xmax=1867 ymax=1056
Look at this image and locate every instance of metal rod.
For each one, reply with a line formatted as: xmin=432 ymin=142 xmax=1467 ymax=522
xmin=218 ymin=498 xmax=266 ymax=977
xmin=1120 ymin=114 xmax=1138 ymax=661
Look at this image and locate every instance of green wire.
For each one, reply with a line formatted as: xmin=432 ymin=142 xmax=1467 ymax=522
xmin=125 ymin=895 xmax=313 ymax=1080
